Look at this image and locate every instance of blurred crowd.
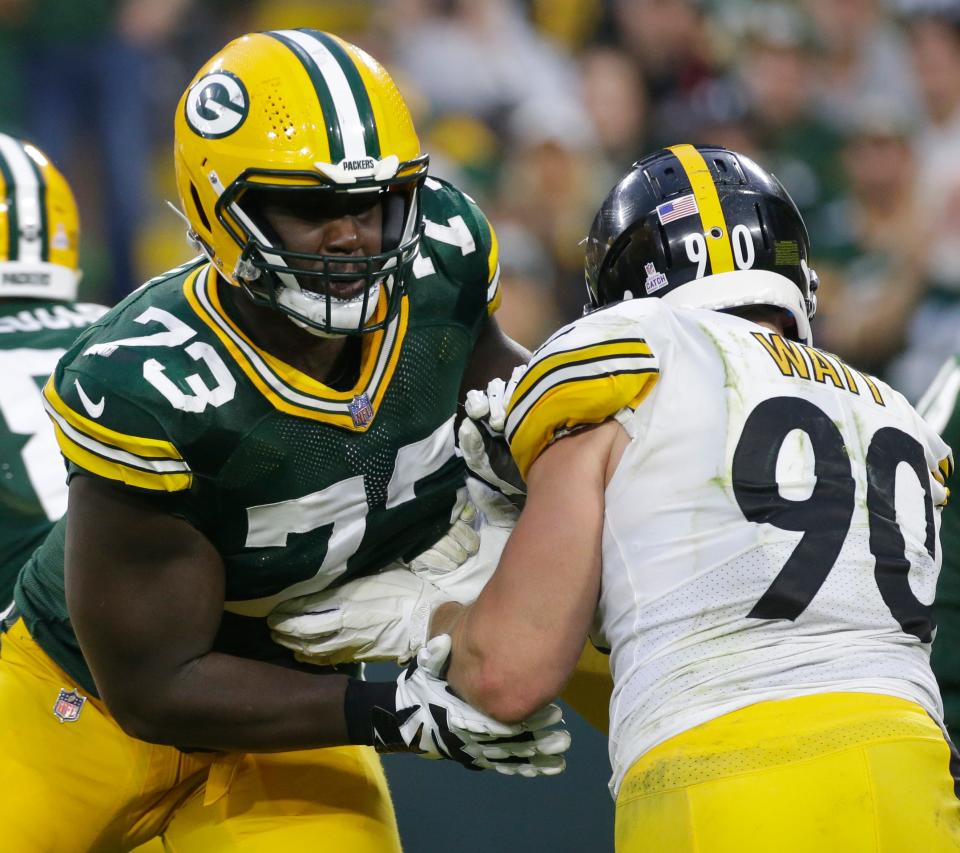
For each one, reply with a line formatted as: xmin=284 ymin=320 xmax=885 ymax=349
xmin=2 ymin=0 xmax=960 ymax=401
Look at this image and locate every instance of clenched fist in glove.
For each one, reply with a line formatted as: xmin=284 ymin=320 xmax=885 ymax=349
xmin=457 ymin=370 xmax=527 ymax=497
xmin=344 ymin=634 xmax=571 ymax=776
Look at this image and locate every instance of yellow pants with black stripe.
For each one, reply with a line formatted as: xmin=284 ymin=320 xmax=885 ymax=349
xmin=0 ymin=618 xmax=401 ymax=852
xmin=615 ymin=692 xmax=960 ymax=852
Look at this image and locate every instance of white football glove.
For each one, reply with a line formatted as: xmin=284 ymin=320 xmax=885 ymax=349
xmin=375 ymin=634 xmax=571 ymax=776
xmin=268 ymin=566 xmax=445 ymax=666
xmin=458 ymin=370 xmax=527 ymax=496
xmin=268 ymin=479 xmax=518 ymax=665
xmin=406 ymin=486 xmax=480 ymax=574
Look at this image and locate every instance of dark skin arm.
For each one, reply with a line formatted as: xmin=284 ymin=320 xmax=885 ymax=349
xmin=457 ymin=316 xmax=530 ymax=417
xmin=65 ymin=475 xmax=351 ymax=751
xmin=66 ymin=319 xmax=525 ymax=750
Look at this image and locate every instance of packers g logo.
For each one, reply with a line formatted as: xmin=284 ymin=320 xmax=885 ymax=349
xmin=185 ymin=71 xmax=249 ymax=139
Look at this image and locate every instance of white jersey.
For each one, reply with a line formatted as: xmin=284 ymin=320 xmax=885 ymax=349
xmin=505 ymin=298 xmax=952 ymax=797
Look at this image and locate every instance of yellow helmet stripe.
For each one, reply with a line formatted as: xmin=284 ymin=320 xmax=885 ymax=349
xmin=668 ymin=144 xmax=735 ymax=275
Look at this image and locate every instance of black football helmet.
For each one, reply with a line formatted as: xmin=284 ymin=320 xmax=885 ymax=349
xmin=583 ymin=144 xmax=818 ymax=344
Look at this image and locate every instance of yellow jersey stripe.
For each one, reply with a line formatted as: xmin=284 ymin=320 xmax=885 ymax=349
xmin=510 ymin=370 xmax=659 ymax=479
xmin=487 ymin=263 xmax=502 ymax=316
xmin=488 ymin=219 xmax=500 ymax=280
xmin=939 ymin=456 xmax=953 ymax=481
xmin=43 ymin=377 xmax=184 ymax=461
xmin=509 ymin=339 xmax=654 ymax=417
xmin=668 ymin=144 xmax=735 ymax=275
xmin=485 ymin=220 xmax=501 ymax=315
xmin=50 ymin=422 xmax=191 ymax=492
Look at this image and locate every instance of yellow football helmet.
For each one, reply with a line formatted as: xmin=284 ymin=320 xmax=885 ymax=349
xmin=0 ymin=133 xmax=81 ymax=301
xmin=173 ymin=30 xmax=428 ymax=336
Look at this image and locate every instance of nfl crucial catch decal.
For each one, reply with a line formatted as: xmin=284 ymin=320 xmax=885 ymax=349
xmin=185 ymin=71 xmax=249 ymax=139
xmin=643 ymin=262 xmax=669 ymax=294
xmin=53 ymin=688 xmax=86 ymax=723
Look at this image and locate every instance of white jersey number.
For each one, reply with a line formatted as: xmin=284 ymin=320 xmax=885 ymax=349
xmin=0 ymin=348 xmax=68 ymax=521
xmin=230 ymin=416 xmax=456 ymax=616
xmin=85 ymin=307 xmax=236 ymax=413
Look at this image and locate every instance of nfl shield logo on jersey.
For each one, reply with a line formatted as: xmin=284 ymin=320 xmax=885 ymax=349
xmin=349 ymin=393 xmax=374 ymax=427
xmin=53 ymin=688 xmax=86 ymax=723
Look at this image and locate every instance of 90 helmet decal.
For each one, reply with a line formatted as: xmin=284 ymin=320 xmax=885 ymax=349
xmin=174 ymin=29 xmax=428 ymax=337
xmin=0 ymin=133 xmax=81 ymax=301
xmin=584 ymin=144 xmax=818 ymax=344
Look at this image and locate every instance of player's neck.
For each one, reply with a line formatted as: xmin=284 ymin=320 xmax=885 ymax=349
xmin=218 ymin=278 xmax=361 ymax=389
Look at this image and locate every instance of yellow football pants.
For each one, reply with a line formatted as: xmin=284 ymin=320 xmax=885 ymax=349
xmin=0 ymin=618 xmax=401 ymax=852
xmin=615 ymin=692 xmax=960 ymax=852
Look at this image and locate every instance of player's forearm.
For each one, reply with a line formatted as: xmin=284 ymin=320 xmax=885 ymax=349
xmin=104 ymin=653 xmax=361 ymax=752
xmin=436 ymin=597 xmax=563 ymax=724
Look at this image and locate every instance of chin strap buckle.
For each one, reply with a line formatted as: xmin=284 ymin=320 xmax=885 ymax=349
xmin=233 ymin=257 xmax=261 ymax=282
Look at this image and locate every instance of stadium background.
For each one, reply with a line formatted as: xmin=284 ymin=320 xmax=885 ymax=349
xmin=3 ymin=0 xmax=959 ymax=849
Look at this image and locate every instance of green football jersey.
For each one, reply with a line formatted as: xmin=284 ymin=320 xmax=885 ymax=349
xmin=0 ymin=298 xmax=107 ymax=604
xmin=916 ymin=356 xmax=960 ymax=730
xmin=16 ymin=178 xmax=503 ymax=693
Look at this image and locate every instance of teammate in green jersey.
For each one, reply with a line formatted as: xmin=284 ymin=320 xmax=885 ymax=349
xmin=917 ymin=356 xmax=960 ymax=732
xmin=0 ymin=31 xmax=569 ymax=852
xmin=0 ymin=132 xmax=106 ymax=606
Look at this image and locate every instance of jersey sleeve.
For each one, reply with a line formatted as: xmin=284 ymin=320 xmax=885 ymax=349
xmin=420 ymin=177 xmax=501 ymax=319
xmin=914 ymin=356 xmax=958 ymax=505
xmin=42 ymin=360 xmax=192 ymax=493
xmin=505 ymin=313 xmax=661 ymax=479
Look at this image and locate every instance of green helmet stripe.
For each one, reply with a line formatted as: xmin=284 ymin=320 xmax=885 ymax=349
xmin=267 ymin=30 xmax=346 ymax=163
xmin=0 ymin=148 xmax=17 ymax=261
xmin=24 ymin=147 xmax=48 ymax=262
xmin=302 ymin=30 xmax=380 ymax=159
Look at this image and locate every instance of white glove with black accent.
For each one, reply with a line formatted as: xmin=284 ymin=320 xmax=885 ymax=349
xmin=372 ymin=634 xmax=571 ymax=776
xmin=268 ymin=480 xmax=518 ymax=665
xmin=457 ymin=370 xmax=527 ymax=497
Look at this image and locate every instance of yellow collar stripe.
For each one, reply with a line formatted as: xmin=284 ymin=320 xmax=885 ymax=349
xmin=200 ymin=265 xmax=385 ymax=401
xmin=185 ymin=266 xmax=409 ymax=429
xmin=667 ymin=144 xmax=734 ymax=275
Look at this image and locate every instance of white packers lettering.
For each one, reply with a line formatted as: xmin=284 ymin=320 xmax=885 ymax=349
xmin=3 ymin=272 xmax=49 ymax=286
xmin=341 ymin=158 xmax=375 ymax=172
xmin=0 ymin=304 xmax=105 ymax=334
xmin=751 ymin=331 xmax=884 ymax=405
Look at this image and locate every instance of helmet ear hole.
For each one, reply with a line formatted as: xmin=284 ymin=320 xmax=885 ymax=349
xmin=190 ymin=183 xmax=212 ymax=233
